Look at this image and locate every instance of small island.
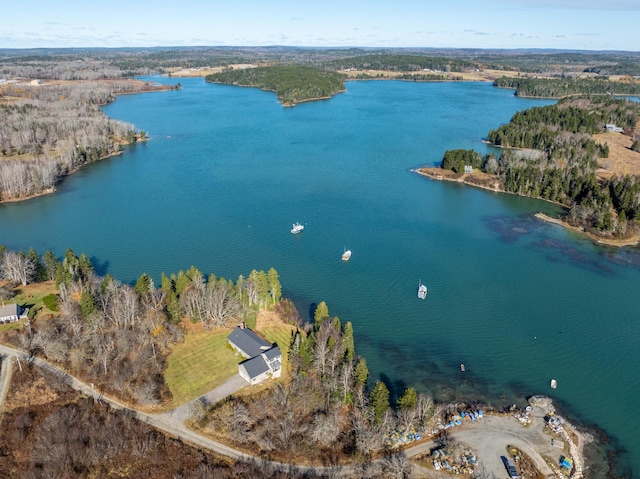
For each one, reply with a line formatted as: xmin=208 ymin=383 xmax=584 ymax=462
xmin=205 ymin=65 xmax=346 ymax=106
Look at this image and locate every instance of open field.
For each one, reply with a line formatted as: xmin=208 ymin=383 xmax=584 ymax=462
xmin=167 ymin=64 xmax=258 ymax=77
xmin=164 ymin=329 xmax=239 ymax=406
xmin=0 ymin=280 xmax=58 ymax=321
xmin=593 ymin=130 xmax=640 ymax=179
xmin=339 ymin=68 xmax=523 ymax=82
xmin=165 ymin=311 xmax=298 ymax=406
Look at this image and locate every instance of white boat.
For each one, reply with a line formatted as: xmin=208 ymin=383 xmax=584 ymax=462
xmin=290 ymin=222 xmax=304 ymax=234
xmin=341 ymin=248 xmax=352 ymax=261
xmin=550 ymin=379 xmax=557 ymax=389
xmin=417 ymin=280 xmax=427 ymax=299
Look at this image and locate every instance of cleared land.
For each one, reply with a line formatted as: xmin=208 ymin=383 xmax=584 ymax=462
xmin=164 ymin=311 xmax=297 ymax=406
xmin=167 ymin=64 xmax=258 ymax=77
xmin=0 ymin=280 xmax=58 ymax=322
xmin=593 ymin=130 xmax=640 ymax=179
xmin=339 ymin=68 xmax=523 ymax=82
xmin=164 ymin=329 xmax=239 ymax=406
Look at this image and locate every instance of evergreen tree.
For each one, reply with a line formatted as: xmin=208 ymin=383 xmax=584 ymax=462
xmin=77 ymin=253 xmax=94 ymax=281
xmin=100 ymin=274 xmax=116 ymax=294
xmin=43 ymin=250 xmax=59 ymax=281
xmin=267 ymin=267 xmax=281 ymax=304
xmin=255 ymin=270 xmax=269 ymax=306
xmin=160 ymin=272 xmax=174 ymax=293
xmin=27 ymin=247 xmax=46 ymax=282
xmin=314 ymin=301 xmax=330 ymax=327
xmin=174 ymin=270 xmax=192 ymax=295
xmin=354 ymin=358 xmax=369 ymax=387
xmin=165 ymin=291 xmax=182 ymax=322
xmin=80 ymin=289 xmax=96 ymax=318
xmin=397 ymin=387 xmax=418 ymax=411
xmin=343 ymin=321 xmax=355 ymax=363
xmin=135 ymin=273 xmax=153 ymax=295
xmin=370 ymin=381 xmax=390 ymax=424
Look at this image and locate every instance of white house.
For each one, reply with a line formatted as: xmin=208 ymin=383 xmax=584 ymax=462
xmin=237 ymin=346 xmax=283 ymax=385
xmin=0 ymin=303 xmax=28 ymax=323
xmin=227 ymin=325 xmax=282 ymax=385
xmin=605 ymin=123 xmax=623 ymax=133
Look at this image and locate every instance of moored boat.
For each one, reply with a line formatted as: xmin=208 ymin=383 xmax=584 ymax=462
xmin=417 ymin=280 xmax=427 ymax=299
xmin=341 ymin=248 xmax=352 ymax=261
xmin=291 ymin=222 xmax=304 ymax=234
xmin=550 ymin=379 xmax=557 ymax=389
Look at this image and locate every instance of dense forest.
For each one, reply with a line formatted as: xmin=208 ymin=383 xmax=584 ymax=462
xmin=325 ymin=54 xmax=480 ymax=73
xmin=440 ymin=96 xmax=640 ymax=235
xmin=3 ymin=47 xmax=640 ymax=78
xmin=457 ymin=51 xmax=640 ymax=75
xmin=493 ymin=76 xmax=640 ymax=98
xmin=0 ymin=79 xmax=176 ymax=201
xmin=205 ymin=65 xmax=346 ymax=105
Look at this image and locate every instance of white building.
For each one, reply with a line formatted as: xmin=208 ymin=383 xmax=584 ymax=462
xmin=0 ymin=303 xmax=27 ymax=323
xmin=227 ymin=325 xmax=282 ymax=384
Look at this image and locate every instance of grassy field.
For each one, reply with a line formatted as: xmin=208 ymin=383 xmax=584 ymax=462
xmin=164 ymin=329 xmax=239 ymax=406
xmin=164 ymin=316 xmax=299 ymax=406
xmin=0 ymin=280 xmax=58 ymax=321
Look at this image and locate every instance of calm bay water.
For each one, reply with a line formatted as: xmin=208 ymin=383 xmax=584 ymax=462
xmin=1 ymin=78 xmax=639 ymax=477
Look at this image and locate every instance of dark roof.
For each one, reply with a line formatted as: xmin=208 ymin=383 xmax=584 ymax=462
xmin=227 ymin=327 xmax=273 ymax=358
xmin=263 ymin=345 xmax=281 ymax=361
xmin=240 ymin=355 xmax=270 ymax=379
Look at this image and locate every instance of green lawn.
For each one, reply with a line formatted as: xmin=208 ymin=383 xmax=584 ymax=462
xmin=164 ymin=324 xmax=298 ymax=406
xmin=261 ymin=326 xmax=296 ymax=364
xmin=164 ymin=329 xmax=239 ymax=406
xmin=3 ymin=280 xmax=58 ymax=320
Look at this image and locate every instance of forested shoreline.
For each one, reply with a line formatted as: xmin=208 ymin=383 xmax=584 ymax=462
xmin=0 ymin=243 xmax=449 ymax=476
xmin=205 ymin=65 xmax=346 ymax=105
xmin=3 ymin=47 xmax=638 ymax=477
xmin=493 ymin=76 xmax=640 ymax=98
xmin=438 ymin=96 xmax=640 ymax=239
xmin=0 ymin=79 xmax=178 ymax=202
xmin=2 ymin=47 xmax=640 ymax=202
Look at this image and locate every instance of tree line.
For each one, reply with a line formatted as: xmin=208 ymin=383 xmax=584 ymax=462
xmin=440 ymin=96 xmax=640 ymax=235
xmin=206 ymin=65 xmax=346 ymax=105
xmin=0 ymin=244 xmax=283 ymax=406
xmin=325 ymin=54 xmax=480 ymax=73
xmin=493 ymin=76 xmax=640 ymax=98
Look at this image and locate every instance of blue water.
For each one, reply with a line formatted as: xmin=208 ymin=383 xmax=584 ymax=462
xmin=2 ymin=78 xmax=639 ymax=477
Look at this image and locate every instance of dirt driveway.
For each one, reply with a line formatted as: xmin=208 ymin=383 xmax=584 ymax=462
xmin=406 ymin=401 xmax=568 ymax=479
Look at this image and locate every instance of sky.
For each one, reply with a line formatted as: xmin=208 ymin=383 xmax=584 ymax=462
xmin=2 ymin=0 xmax=639 ymax=51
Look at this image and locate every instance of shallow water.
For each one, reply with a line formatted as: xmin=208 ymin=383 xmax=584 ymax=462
xmin=1 ymin=78 xmax=638 ymax=477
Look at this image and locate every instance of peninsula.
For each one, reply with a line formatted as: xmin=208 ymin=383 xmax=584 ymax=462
xmin=419 ymin=95 xmax=640 ymax=247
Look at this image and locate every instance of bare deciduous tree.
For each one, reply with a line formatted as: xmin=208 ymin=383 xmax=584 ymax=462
xmin=0 ymin=250 xmax=35 ymax=285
